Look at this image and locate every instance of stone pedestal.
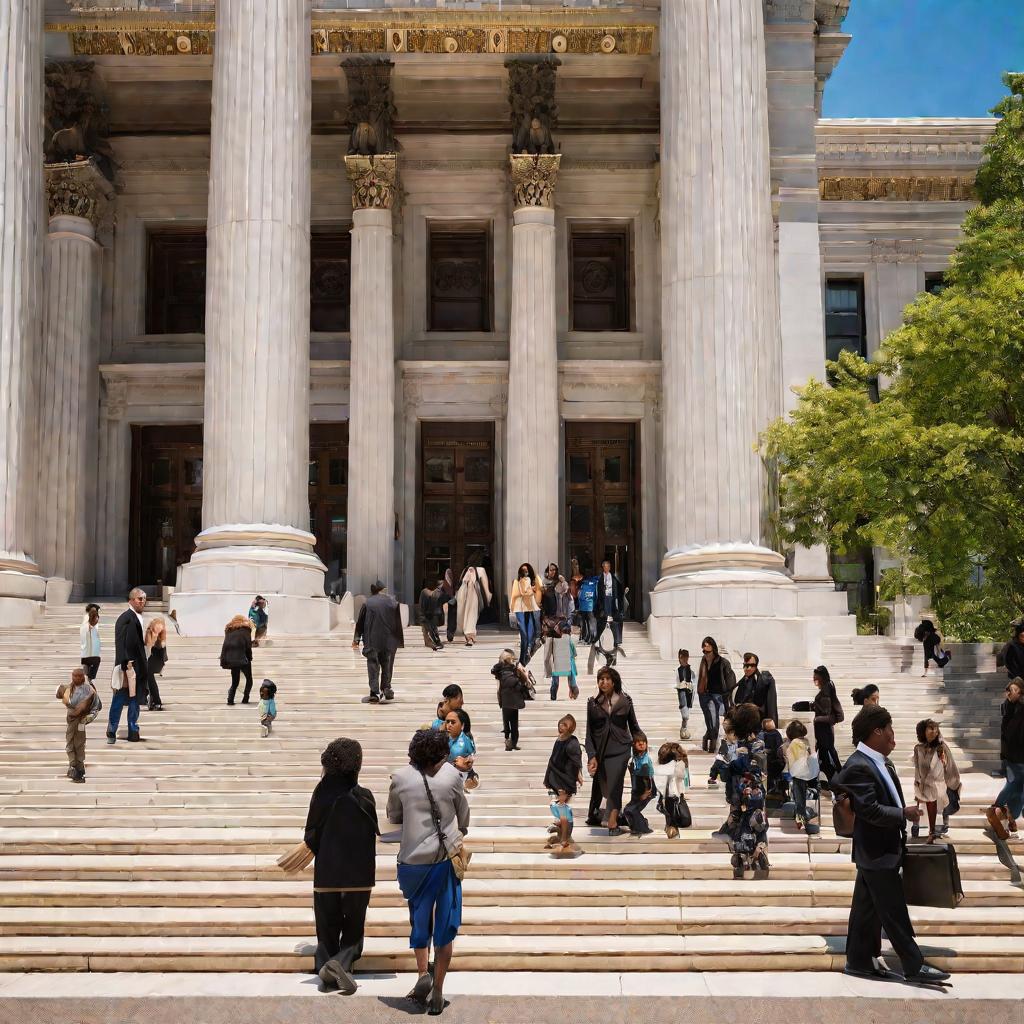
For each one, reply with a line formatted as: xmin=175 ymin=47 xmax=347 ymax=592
xmin=504 ymin=154 xmax=560 ymax=586
xmin=170 ymin=0 xmax=327 ymax=636
xmin=0 ymin=2 xmax=46 ymax=624
xmin=36 ymin=161 xmax=111 ymax=601
xmin=344 ymin=155 xmax=397 ymax=598
xmin=648 ymin=0 xmax=850 ymax=665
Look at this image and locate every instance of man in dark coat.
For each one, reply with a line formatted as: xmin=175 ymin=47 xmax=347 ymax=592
xmin=834 ymin=705 xmax=950 ymax=984
xmin=305 ymin=737 xmax=379 ymax=993
xmin=595 ymin=559 xmax=626 ymax=650
xmin=733 ymin=652 xmax=779 ymax=724
xmin=352 ymin=580 xmax=404 ymax=704
xmin=107 ymin=587 xmax=149 ymax=744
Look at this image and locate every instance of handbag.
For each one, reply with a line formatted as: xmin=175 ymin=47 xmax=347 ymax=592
xmin=831 ymin=789 xmax=856 ymax=838
xmin=903 ymin=841 xmax=964 ymax=908
xmin=277 ymin=840 xmax=315 ymax=874
xmin=945 ymin=785 xmax=961 ymax=816
xmin=421 ymin=771 xmax=472 ymax=881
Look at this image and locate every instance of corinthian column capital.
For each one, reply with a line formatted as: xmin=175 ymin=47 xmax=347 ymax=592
xmin=509 ymin=153 xmax=561 ymax=209
xmin=344 ymin=154 xmax=398 ymax=210
xmin=44 ymin=158 xmax=114 ymax=230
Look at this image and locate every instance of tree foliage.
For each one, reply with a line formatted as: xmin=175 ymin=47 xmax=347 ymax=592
xmin=762 ymin=74 xmax=1024 ymax=641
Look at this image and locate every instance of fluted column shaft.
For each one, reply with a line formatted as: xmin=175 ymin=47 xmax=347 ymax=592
xmin=660 ymin=0 xmax=784 ymax=577
xmin=0 ymin=1 xmax=45 ymax=610
xmin=346 ymin=207 xmax=395 ymax=596
xmin=505 ymin=205 xmax=559 ymax=584
xmin=38 ymin=214 xmax=102 ymax=597
xmin=200 ymin=0 xmax=312 ymax=537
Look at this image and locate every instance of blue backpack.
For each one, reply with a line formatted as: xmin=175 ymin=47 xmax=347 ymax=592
xmin=578 ymin=577 xmax=598 ymax=613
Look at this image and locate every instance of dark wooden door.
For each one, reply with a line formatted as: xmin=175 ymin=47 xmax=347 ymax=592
xmin=417 ymin=422 xmax=496 ymax=617
xmin=309 ymin=423 xmax=349 ymax=588
xmin=131 ymin=425 xmax=204 ymax=587
xmin=565 ymin=421 xmax=640 ymax=616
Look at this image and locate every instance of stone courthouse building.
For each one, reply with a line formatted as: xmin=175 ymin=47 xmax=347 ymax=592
xmin=0 ymin=1 xmax=994 ymax=657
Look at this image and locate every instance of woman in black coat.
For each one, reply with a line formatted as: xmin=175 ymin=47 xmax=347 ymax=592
xmin=220 ymin=615 xmax=254 ymax=705
xmin=304 ymin=737 xmax=379 ymax=993
xmin=492 ymin=651 xmax=530 ymax=751
xmin=584 ymin=666 xmax=641 ymax=836
xmin=810 ymin=665 xmax=844 ymax=781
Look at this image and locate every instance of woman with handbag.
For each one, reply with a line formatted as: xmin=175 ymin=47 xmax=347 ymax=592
xmin=584 ymin=666 xmax=642 ymax=836
xmin=509 ymin=562 xmax=543 ymax=666
xmin=912 ymin=719 xmax=961 ymax=841
xmin=387 ymin=728 xmax=471 ymax=1016
xmin=455 ymin=560 xmax=491 ymax=646
xmin=793 ymin=666 xmax=844 ymax=784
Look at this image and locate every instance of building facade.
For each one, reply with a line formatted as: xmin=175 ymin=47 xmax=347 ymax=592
xmin=0 ymin=1 xmax=993 ymax=658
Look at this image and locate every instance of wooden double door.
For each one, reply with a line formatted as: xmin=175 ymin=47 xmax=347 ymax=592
xmin=416 ymin=422 xmax=496 ymax=619
xmin=130 ymin=424 xmax=349 ymax=589
xmin=565 ymin=421 xmax=640 ymax=615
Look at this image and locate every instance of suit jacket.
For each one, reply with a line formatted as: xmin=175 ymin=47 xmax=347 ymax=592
xmin=303 ymin=774 xmax=379 ymax=890
xmin=834 ymin=748 xmax=907 ymax=871
xmin=114 ymin=608 xmax=149 ymax=688
xmin=596 ymin=573 xmax=625 ymax=620
xmin=355 ymin=592 xmax=404 ymax=653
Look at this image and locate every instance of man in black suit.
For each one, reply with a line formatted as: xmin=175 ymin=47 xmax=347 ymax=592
xmin=835 ymin=705 xmax=950 ymax=983
xmin=352 ymin=580 xmax=404 ymax=704
xmin=106 ymin=587 xmax=150 ymax=744
xmin=594 ymin=559 xmax=625 ymax=651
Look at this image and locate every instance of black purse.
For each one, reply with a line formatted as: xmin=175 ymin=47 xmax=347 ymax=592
xmin=945 ymin=786 xmax=961 ymax=816
xmin=903 ymin=841 xmax=963 ymax=908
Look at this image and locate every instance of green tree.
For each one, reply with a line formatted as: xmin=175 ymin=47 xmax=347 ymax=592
xmin=762 ymin=74 xmax=1024 ymax=641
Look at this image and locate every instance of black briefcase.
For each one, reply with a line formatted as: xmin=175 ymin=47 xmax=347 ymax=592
xmin=902 ymin=842 xmax=964 ymax=909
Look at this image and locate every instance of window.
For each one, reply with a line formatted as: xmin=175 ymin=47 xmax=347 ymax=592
xmin=570 ymin=225 xmax=631 ymax=331
xmin=824 ymin=277 xmax=866 ymax=361
xmin=310 ymin=229 xmax=351 ymax=332
xmin=146 ymin=229 xmax=207 ymax=334
xmin=924 ymin=272 xmax=947 ymax=296
xmin=428 ymin=224 xmax=492 ymax=332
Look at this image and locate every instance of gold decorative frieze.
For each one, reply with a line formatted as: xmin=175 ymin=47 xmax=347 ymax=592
xmin=345 ymin=154 xmax=397 ymax=210
xmin=69 ymin=29 xmax=212 ymax=56
xmin=510 ymin=153 xmax=561 ymax=209
xmin=45 ymin=158 xmax=115 ymax=229
xmin=819 ymin=175 xmax=977 ymax=202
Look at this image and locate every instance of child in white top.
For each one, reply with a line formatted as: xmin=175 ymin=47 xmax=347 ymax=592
xmin=783 ymin=719 xmax=818 ymax=831
xmin=653 ymin=742 xmax=691 ymax=838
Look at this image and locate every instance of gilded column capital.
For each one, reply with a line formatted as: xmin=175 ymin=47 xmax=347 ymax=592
xmin=44 ymin=158 xmax=114 ymax=229
xmin=509 ymin=153 xmax=561 ymax=209
xmin=344 ymin=153 xmax=398 ymax=210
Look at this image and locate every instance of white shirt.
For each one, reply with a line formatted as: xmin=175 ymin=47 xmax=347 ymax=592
xmin=602 ymin=572 xmax=612 ymax=591
xmin=856 ymin=741 xmax=903 ymax=807
xmin=79 ymin=620 xmax=100 ymax=659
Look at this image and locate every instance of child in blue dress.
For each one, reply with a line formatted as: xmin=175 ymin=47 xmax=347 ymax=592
xmin=258 ymin=679 xmax=277 ymax=738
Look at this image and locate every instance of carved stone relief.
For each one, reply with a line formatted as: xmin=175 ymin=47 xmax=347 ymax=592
xmin=344 ymin=154 xmax=398 ymax=211
xmin=340 ymin=57 xmax=398 ymax=156
xmin=509 ymin=153 xmax=561 ymax=209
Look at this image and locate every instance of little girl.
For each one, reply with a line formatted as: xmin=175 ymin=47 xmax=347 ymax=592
xmin=258 ymin=680 xmax=277 ymax=738
xmin=784 ymin=719 xmax=819 ymax=832
xmin=674 ymin=649 xmax=694 ymax=741
xmin=445 ymin=707 xmax=478 ymax=789
xmin=653 ymin=742 xmax=691 ymax=838
xmin=543 ymin=714 xmax=583 ymax=856
xmin=913 ymin=719 xmax=961 ymax=840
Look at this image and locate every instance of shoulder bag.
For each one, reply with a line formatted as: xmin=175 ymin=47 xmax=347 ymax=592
xmin=831 ymin=789 xmax=856 ymax=838
xmin=421 ymin=771 xmax=472 ymax=881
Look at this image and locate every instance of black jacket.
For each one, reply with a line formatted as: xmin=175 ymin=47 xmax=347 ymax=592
xmin=544 ymin=735 xmax=583 ymax=796
xmin=1005 ymin=639 xmax=1024 ymax=681
xmin=734 ymin=669 xmax=779 ymax=724
xmin=585 ymin=692 xmax=641 ymax=761
xmin=834 ymin=748 xmax=907 ymax=871
xmin=303 ymin=774 xmax=379 ymax=890
xmin=419 ymin=587 xmax=443 ymax=626
xmin=596 ymin=572 xmax=625 ymax=620
xmin=492 ymin=661 xmax=529 ymax=711
xmin=220 ymin=624 xmax=252 ymax=669
xmin=354 ymin=593 xmax=404 ymax=654
xmin=114 ymin=608 xmax=149 ymax=689
xmin=1001 ymin=699 xmax=1024 ymax=763
xmin=812 ymin=687 xmax=844 ymax=727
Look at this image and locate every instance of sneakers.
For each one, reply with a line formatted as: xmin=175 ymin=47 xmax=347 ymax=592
xmin=71 ymin=769 xmax=85 ymax=784
xmin=106 ymin=732 xmax=116 ymax=745
xmin=361 ymin=694 xmax=380 ymax=704
xmin=679 ymin=727 xmax=690 ymax=740
xmin=382 ymin=690 xmax=395 ymax=703
xmin=261 ymin=724 xmax=270 ymax=738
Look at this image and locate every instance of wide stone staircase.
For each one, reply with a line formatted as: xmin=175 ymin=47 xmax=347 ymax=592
xmin=0 ymin=605 xmax=1020 ymax=975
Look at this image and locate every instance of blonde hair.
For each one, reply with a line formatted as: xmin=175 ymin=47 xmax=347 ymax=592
xmin=225 ymin=614 xmax=251 ymax=632
xmin=145 ymin=617 xmax=166 ymax=646
xmin=499 ymin=648 xmax=516 ymax=664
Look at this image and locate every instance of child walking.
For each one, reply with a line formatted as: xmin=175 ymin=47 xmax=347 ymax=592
xmin=56 ymin=667 xmax=98 ymax=784
xmin=543 ymin=714 xmax=583 ymax=855
xmin=913 ymin=719 xmax=962 ymax=840
xmin=548 ymin=631 xmax=579 ymax=700
xmin=760 ymin=718 xmax=785 ymax=794
xmin=707 ymin=714 xmax=736 ymax=795
xmin=653 ymin=742 xmax=691 ymax=838
xmin=675 ymin=648 xmax=695 ymax=740
xmin=622 ymin=732 xmax=656 ymax=836
xmin=492 ymin=648 xmax=530 ymax=750
xmin=783 ymin=720 xmax=819 ymax=832
xmin=258 ymin=680 xmax=278 ymax=737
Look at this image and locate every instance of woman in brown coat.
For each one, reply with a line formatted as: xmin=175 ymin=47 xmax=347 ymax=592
xmin=220 ymin=615 xmax=254 ymax=705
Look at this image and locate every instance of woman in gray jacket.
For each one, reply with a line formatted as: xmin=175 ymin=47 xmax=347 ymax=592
xmin=387 ymin=728 xmax=470 ymax=1016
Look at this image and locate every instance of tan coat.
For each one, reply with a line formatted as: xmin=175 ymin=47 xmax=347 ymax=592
xmin=509 ymin=575 xmax=542 ymax=614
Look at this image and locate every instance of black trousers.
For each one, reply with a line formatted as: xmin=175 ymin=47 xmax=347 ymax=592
xmin=587 ymin=774 xmax=603 ymax=823
xmin=366 ymin=648 xmax=396 ymax=696
xmin=814 ymin=722 xmax=842 ymax=780
xmin=502 ymin=708 xmax=519 ymax=747
xmin=313 ymin=890 xmax=371 ymax=973
xmin=81 ymin=657 xmax=100 ymax=681
xmin=446 ymin=599 xmax=457 ymax=642
xmin=228 ymin=665 xmax=253 ymax=702
xmin=846 ymin=866 xmax=923 ymax=975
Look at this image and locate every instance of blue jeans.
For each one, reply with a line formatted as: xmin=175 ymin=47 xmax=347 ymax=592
xmin=107 ymin=687 xmax=139 ymax=737
xmin=699 ymin=693 xmax=725 ymax=742
xmin=550 ymin=673 xmax=579 ymax=700
xmin=995 ymin=761 xmax=1024 ymax=819
xmin=516 ymin=611 xmax=536 ymax=665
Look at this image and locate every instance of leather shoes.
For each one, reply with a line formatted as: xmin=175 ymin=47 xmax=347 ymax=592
xmin=843 ymin=960 xmax=901 ymax=982
xmin=903 ymin=963 xmax=951 ymax=984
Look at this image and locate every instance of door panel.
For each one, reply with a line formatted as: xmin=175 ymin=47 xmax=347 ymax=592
xmin=309 ymin=423 xmax=349 ymax=589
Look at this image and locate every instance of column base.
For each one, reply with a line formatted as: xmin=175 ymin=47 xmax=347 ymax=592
xmin=0 ymin=567 xmax=46 ymax=626
xmin=170 ymin=525 xmax=329 ymax=636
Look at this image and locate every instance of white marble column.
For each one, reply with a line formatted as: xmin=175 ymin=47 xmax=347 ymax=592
xmin=504 ymin=156 xmax=561 ymax=586
xmin=0 ymin=1 xmax=46 ymax=623
xmin=37 ymin=163 xmax=109 ymax=600
xmin=657 ymin=0 xmax=785 ymax=581
xmin=172 ymin=0 xmax=327 ymax=635
xmin=345 ymin=157 xmax=397 ymax=597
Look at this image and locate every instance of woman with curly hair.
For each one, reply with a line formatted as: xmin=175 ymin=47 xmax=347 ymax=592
xmin=387 ymin=728 xmax=470 ymax=1015
xmin=584 ymin=666 xmax=641 ymax=836
xmin=305 ymin=738 xmax=379 ymax=994
xmin=219 ymin=614 xmax=253 ymax=705
xmin=719 ymin=702 xmax=770 ymax=880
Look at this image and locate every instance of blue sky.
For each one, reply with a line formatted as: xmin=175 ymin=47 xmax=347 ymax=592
xmin=822 ymin=0 xmax=1023 ymax=118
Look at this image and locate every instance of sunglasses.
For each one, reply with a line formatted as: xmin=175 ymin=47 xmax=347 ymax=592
xmin=743 ymin=662 xmax=757 ymax=668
